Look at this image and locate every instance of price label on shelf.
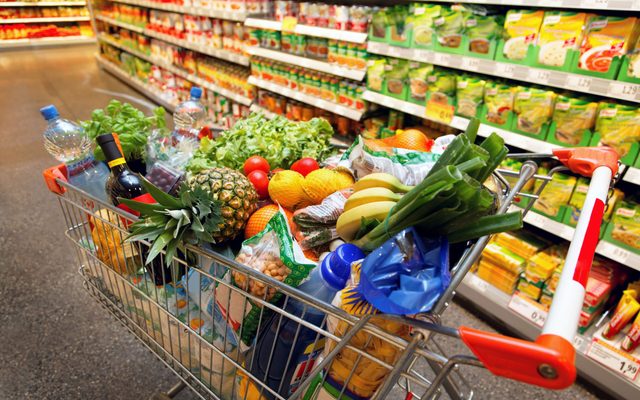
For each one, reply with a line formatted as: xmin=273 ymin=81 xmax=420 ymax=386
xmin=461 ymin=57 xmax=480 ymax=72
xmin=607 ymin=82 xmax=639 ymax=99
xmin=529 ymin=69 xmax=551 ymax=84
xmin=468 ymin=274 xmax=489 ymax=294
xmin=281 ymin=16 xmax=297 ymax=32
xmin=587 ymin=338 xmax=640 ymax=381
xmin=598 ymin=241 xmax=631 ymax=265
xmin=495 ymin=63 xmax=515 ymax=78
xmin=425 ymin=100 xmax=454 ymax=125
xmin=566 ymin=75 xmax=593 ymax=92
xmin=433 ymin=53 xmax=452 ymax=65
xmin=508 ymin=293 xmax=548 ymax=328
xmin=583 ymin=0 xmax=609 ymax=7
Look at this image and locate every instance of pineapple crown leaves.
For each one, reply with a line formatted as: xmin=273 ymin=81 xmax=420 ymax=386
xmin=119 ymin=177 xmax=223 ymax=266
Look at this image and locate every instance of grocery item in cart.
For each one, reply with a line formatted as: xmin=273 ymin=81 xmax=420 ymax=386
xmin=595 ymin=103 xmax=640 ymax=158
xmin=578 ymin=16 xmax=640 ymax=73
xmin=513 ymin=86 xmax=556 ymax=135
xmin=456 ymin=75 xmax=485 ymax=118
xmin=216 ymin=211 xmax=316 ymax=345
xmin=91 ymin=208 xmax=140 ymax=275
xmin=537 ymin=12 xmax=588 ymax=67
xmin=502 ymin=9 xmax=544 ymax=61
xmin=172 ymin=86 xmax=207 ymax=148
xmin=551 ymin=95 xmax=598 ymax=145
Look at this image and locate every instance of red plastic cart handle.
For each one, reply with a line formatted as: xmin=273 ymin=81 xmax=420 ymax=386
xmin=460 ymin=147 xmax=618 ymax=390
xmin=43 ymin=163 xmax=68 ymax=195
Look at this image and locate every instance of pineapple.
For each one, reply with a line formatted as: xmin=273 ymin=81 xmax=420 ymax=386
xmin=187 ymin=167 xmax=259 ymax=242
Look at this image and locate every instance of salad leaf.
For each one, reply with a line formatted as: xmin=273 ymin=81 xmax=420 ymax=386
xmin=82 ymin=100 xmax=167 ymax=161
xmin=187 ymin=113 xmax=336 ymax=172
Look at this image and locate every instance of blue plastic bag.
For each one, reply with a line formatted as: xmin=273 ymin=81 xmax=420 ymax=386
xmin=357 ymin=228 xmax=450 ymax=315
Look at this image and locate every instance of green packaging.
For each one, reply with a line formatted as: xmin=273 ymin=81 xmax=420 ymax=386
xmin=533 ymin=172 xmax=576 ymax=219
xmin=513 ymin=86 xmax=556 ymax=137
xmin=426 ymin=67 xmax=456 ymax=104
xmin=407 ymin=61 xmax=434 ymax=104
xmin=594 ymin=103 xmax=640 ymax=159
xmin=383 ymin=58 xmax=409 ymax=100
xmin=465 ymin=12 xmax=502 ymax=56
xmin=434 ymin=6 xmax=465 ymax=49
xmin=609 ymin=200 xmax=640 ymax=251
xmin=456 ymin=75 xmax=485 ymax=118
xmin=409 ymin=4 xmax=441 ymax=48
xmin=483 ymin=81 xmax=514 ymax=127
xmin=366 ymin=58 xmax=386 ymax=92
xmin=550 ymin=95 xmax=597 ymax=146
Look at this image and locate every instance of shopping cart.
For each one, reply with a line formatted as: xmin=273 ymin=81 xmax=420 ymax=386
xmin=43 ymin=146 xmax=619 ymax=400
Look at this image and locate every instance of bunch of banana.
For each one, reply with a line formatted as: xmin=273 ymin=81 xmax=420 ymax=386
xmin=336 ymin=173 xmax=413 ymax=242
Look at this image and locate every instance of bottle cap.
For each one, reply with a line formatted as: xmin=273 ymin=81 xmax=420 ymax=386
xmin=190 ymin=87 xmax=203 ymax=100
xmin=320 ymin=244 xmax=365 ymax=291
xmin=40 ymin=105 xmax=59 ymax=121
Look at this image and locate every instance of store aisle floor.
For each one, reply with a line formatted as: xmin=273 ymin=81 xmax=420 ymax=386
xmin=0 ymin=46 xmax=609 ymax=400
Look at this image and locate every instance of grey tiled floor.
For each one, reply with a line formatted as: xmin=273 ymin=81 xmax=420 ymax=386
xmin=0 ymin=45 xmax=611 ymax=400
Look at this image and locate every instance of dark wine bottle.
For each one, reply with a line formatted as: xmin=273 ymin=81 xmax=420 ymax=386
xmin=96 ymin=133 xmax=175 ymax=285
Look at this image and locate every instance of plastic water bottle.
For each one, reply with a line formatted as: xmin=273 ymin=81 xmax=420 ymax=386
xmin=41 ymin=105 xmax=109 ymax=202
xmin=172 ymin=86 xmax=207 ymax=143
xmin=246 ymin=244 xmax=365 ymax=399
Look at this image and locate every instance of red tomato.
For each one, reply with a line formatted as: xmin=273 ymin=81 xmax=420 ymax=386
xmin=247 ymin=170 xmax=270 ymax=199
xmin=244 ymin=156 xmax=270 ymax=175
xmin=290 ymin=158 xmax=319 ymax=177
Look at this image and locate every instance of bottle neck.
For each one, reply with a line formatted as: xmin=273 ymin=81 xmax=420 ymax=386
xmin=47 ymin=117 xmax=60 ymax=125
xmin=109 ymin=162 xmax=128 ymax=175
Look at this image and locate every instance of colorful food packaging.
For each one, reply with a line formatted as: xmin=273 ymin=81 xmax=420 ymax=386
xmin=610 ymin=200 xmax=640 ymax=250
xmin=465 ymin=11 xmax=502 ymax=55
xmin=525 ymin=251 xmax=559 ymax=285
xmin=366 ymin=58 xmax=386 ymax=92
xmin=477 ymin=260 xmax=520 ymax=294
xmin=407 ymin=61 xmax=433 ymax=103
xmin=602 ymin=289 xmax=640 ymax=339
xmin=513 ymin=86 xmax=556 ymax=135
xmin=537 ymin=12 xmax=588 ymax=67
xmin=456 ymin=75 xmax=486 ymax=118
xmin=627 ymin=35 xmax=640 ymax=79
xmin=533 ymin=172 xmax=576 ymax=218
xmin=484 ymin=81 xmax=514 ymax=126
xmin=551 ymin=95 xmax=598 ymax=145
xmin=481 ymin=242 xmax=526 ymax=276
xmin=502 ymin=9 xmax=544 ymax=61
xmin=621 ymin=311 xmax=640 ymax=352
xmin=595 ymin=103 xmax=640 ymax=158
xmin=369 ymin=8 xmax=387 ymax=40
xmin=566 ymin=178 xmax=622 ymax=226
xmin=410 ymin=3 xmax=441 ymax=47
xmin=427 ymin=67 xmax=456 ymax=104
xmin=493 ymin=230 xmax=549 ymax=260
xmin=384 ymin=58 xmax=409 ymax=98
xmin=517 ymin=277 xmax=544 ymax=301
xmin=578 ymin=16 xmax=640 ymax=73
xmin=583 ymin=276 xmax=613 ymax=310
xmin=434 ymin=6 xmax=465 ymax=48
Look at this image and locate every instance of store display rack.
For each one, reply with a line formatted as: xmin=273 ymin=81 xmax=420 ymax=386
xmin=96 ymin=54 xmax=177 ymax=112
xmin=95 ymin=14 xmax=250 ymax=65
xmin=248 ymin=76 xmax=364 ymax=120
xmin=457 ymin=273 xmax=640 ymax=400
xmin=108 ymin=0 xmax=248 ymax=21
xmin=3 ymin=16 xmax=90 ymax=23
xmin=246 ymin=46 xmax=366 ymax=81
xmin=1 ymin=1 xmax=86 ymax=5
xmin=424 ymin=0 xmax=640 ymax=11
xmin=0 ymin=35 xmax=94 ymax=49
xmin=244 ymin=17 xmax=368 ymax=44
xmin=98 ymin=34 xmax=253 ymax=105
xmin=249 ymin=104 xmax=278 ymax=119
xmin=367 ymin=42 xmax=640 ymax=104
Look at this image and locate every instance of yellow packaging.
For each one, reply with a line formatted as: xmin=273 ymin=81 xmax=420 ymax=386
xmin=481 ymin=242 xmax=526 ymax=275
xmin=513 ymin=86 xmax=556 ymax=135
xmin=628 ymin=34 xmax=640 ymax=78
xmin=526 ymin=252 xmax=560 ymax=283
xmin=493 ymin=231 xmax=549 ymax=259
xmin=517 ymin=278 xmax=544 ymax=301
xmin=595 ymin=103 xmax=640 ymax=158
xmin=503 ymin=9 xmax=544 ymax=60
xmin=540 ymin=293 xmax=554 ymax=307
xmin=537 ymin=12 xmax=589 ymax=67
xmin=578 ymin=16 xmax=640 ymax=73
xmin=533 ymin=172 xmax=577 ymax=218
xmin=477 ymin=261 xmax=519 ymax=294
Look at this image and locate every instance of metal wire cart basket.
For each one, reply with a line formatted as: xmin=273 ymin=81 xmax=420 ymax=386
xmin=44 ymin=146 xmax=619 ymax=400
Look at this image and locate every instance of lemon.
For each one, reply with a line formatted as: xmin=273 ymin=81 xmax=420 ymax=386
xmin=268 ymin=170 xmax=309 ymax=209
xmin=303 ymin=168 xmax=354 ymax=204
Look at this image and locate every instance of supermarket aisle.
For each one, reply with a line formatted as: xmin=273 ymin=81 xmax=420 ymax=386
xmin=0 ymin=46 xmax=606 ymax=400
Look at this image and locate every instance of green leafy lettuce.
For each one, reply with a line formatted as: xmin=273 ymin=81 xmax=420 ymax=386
xmin=187 ymin=113 xmax=335 ymax=172
xmin=81 ymin=100 xmax=167 ymax=161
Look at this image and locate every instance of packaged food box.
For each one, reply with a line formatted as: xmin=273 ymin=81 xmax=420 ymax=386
xmin=609 ymin=200 xmax=640 ymax=251
xmin=513 ymin=86 xmax=556 ymax=137
xmin=537 ymin=12 xmax=588 ymax=68
xmin=434 ymin=6 xmax=465 ymax=49
xmin=526 ymin=252 xmax=559 ymax=284
xmin=483 ymin=81 xmax=514 ymax=127
xmin=540 ymin=292 xmax=553 ymax=307
xmin=533 ymin=172 xmax=577 ymax=219
xmin=464 ymin=9 xmax=502 ymax=56
xmin=426 ymin=67 xmax=456 ymax=104
xmin=584 ymin=276 xmax=613 ymax=309
xmin=456 ymin=75 xmax=485 ymax=118
xmin=502 ymin=9 xmax=544 ymax=61
xmin=594 ymin=103 xmax=640 ymax=160
xmin=481 ymin=242 xmax=526 ymax=276
xmin=407 ymin=61 xmax=434 ymax=104
xmin=477 ymin=261 xmax=520 ymax=294
xmin=493 ymin=230 xmax=549 ymax=260
xmin=550 ymin=95 xmax=597 ymax=146
xmin=579 ymin=308 xmax=603 ymax=333
xmin=577 ymin=16 xmax=640 ymax=75
xmin=517 ymin=277 xmax=544 ymax=301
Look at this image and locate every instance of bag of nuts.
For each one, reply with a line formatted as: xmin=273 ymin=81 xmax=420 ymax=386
xmin=214 ymin=209 xmax=316 ymax=346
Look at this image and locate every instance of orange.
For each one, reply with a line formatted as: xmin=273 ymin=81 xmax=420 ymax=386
xmin=244 ymin=205 xmax=294 ymax=239
xmin=382 ymin=129 xmax=434 ymax=152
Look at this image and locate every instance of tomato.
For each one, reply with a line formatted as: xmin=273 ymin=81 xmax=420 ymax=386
xmin=290 ymin=158 xmax=319 ymax=177
xmin=244 ymin=156 xmax=270 ymax=175
xmin=247 ymin=170 xmax=270 ymax=199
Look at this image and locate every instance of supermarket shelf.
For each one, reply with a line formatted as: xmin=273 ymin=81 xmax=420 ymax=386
xmin=246 ymin=46 xmax=365 ymax=81
xmin=244 ymin=18 xmax=368 ymax=44
xmin=367 ymin=42 xmax=640 ymax=104
xmin=99 ymin=35 xmax=253 ymax=105
xmin=95 ymin=15 xmax=250 ymax=66
xmin=457 ymin=273 xmax=640 ymax=400
xmin=0 ymin=35 xmax=94 ymax=49
xmin=249 ymin=104 xmax=278 ymax=119
xmin=2 ymin=15 xmax=90 ymax=23
xmin=109 ymin=0 xmax=247 ymax=21
xmin=96 ymin=55 xmax=176 ymax=112
xmin=423 ymin=0 xmax=639 ymax=11
xmin=0 ymin=1 xmax=86 ymax=5
xmin=595 ymin=241 xmax=640 ymax=272
xmin=248 ymin=76 xmax=364 ymax=120
xmin=623 ymin=167 xmax=640 ymax=186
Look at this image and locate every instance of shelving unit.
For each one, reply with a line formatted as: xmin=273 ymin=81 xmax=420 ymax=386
xmin=0 ymin=1 xmax=86 ymax=5
xmin=108 ymin=0 xmax=247 ymax=21
xmin=457 ymin=273 xmax=640 ymax=400
xmin=246 ymin=46 xmax=366 ymax=81
xmin=2 ymin=15 xmax=90 ymax=23
xmin=249 ymin=104 xmax=278 ymax=119
xmin=245 ymin=18 xmax=368 ymax=43
xmin=96 ymin=54 xmax=177 ymax=112
xmin=623 ymin=167 xmax=640 ymax=186
xmin=0 ymin=35 xmax=94 ymax=49
xmin=248 ymin=76 xmax=364 ymax=120
xmin=367 ymin=42 xmax=640 ymax=104
xmin=425 ymin=0 xmax=640 ymax=10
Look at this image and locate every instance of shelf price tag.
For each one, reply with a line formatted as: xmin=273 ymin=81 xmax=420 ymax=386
xmin=508 ymin=293 xmax=548 ymax=328
xmin=425 ymin=100 xmax=454 ymax=125
xmin=607 ymin=82 xmax=639 ymax=99
xmin=599 ymin=241 xmax=631 ymax=265
xmin=281 ymin=16 xmax=297 ymax=33
xmin=587 ymin=338 xmax=640 ymax=381
xmin=468 ymin=274 xmax=489 ymax=293
xmin=566 ymin=75 xmax=593 ymax=91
